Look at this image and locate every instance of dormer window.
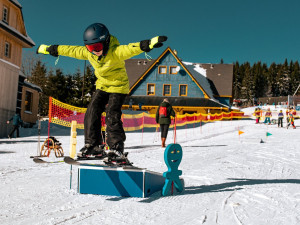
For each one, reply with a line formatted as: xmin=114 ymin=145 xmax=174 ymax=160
xmin=3 ymin=6 xmax=9 ymax=24
xmin=170 ymin=66 xmax=178 ymax=74
xmin=158 ymin=66 xmax=167 ymax=74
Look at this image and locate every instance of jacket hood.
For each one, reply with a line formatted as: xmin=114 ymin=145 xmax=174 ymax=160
xmin=109 ymin=35 xmax=120 ymax=48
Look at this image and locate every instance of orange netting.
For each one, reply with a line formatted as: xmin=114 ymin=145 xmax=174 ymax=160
xmin=48 ymin=97 xmax=245 ymax=131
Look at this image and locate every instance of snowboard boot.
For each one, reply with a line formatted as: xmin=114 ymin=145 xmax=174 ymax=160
xmin=161 ymin=138 xmax=166 ymax=147
xmin=105 ymin=142 xmax=130 ymax=165
xmin=77 ymin=144 xmax=106 ymax=158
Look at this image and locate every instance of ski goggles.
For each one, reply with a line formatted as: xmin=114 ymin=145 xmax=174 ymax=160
xmin=85 ymin=42 xmax=103 ymax=53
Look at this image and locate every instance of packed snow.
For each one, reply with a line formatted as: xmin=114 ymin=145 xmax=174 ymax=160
xmin=1 ymin=111 xmax=300 ymax=225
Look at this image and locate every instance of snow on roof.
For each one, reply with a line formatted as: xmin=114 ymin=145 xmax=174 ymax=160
xmin=0 ymin=20 xmax=35 ymax=46
xmin=183 ymin=62 xmax=207 ymax=77
xmin=24 ymin=80 xmax=42 ymax=92
xmin=10 ymin=0 xmax=22 ymax=8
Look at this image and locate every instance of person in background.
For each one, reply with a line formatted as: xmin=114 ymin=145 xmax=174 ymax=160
xmin=291 ymin=107 xmax=297 ymax=117
xmin=254 ymin=108 xmax=261 ymax=124
xmin=156 ymin=98 xmax=175 ymax=147
xmin=287 ymin=113 xmax=296 ymax=129
xmin=264 ymin=108 xmax=272 ymax=125
xmin=278 ymin=110 xmax=284 ymax=128
xmin=7 ymin=112 xmax=23 ymax=138
xmin=286 ymin=107 xmax=290 ymax=123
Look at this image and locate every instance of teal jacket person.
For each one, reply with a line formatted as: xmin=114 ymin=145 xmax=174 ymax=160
xmin=7 ymin=113 xmax=23 ymax=126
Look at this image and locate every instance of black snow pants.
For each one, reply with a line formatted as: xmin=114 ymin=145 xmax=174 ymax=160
xmin=160 ymin=124 xmax=170 ymax=138
xmin=84 ymin=89 xmax=126 ymax=149
xmin=9 ymin=125 xmax=20 ymax=138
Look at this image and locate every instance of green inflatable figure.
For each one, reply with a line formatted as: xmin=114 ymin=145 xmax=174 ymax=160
xmin=162 ymin=143 xmax=183 ymax=196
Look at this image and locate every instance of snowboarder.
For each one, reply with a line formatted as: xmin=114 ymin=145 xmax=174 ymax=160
xmin=37 ymin=23 xmax=167 ymax=163
xmin=277 ymin=110 xmax=284 ymax=127
xmin=156 ymin=98 xmax=175 ymax=147
xmin=7 ymin=112 xmax=23 ymax=138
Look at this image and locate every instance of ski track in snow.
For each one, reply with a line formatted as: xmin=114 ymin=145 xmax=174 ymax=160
xmin=0 ymin=118 xmax=300 ymax=224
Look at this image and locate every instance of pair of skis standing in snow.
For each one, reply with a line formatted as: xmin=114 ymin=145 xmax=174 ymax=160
xmin=37 ymin=23 xmax=167 ymax=165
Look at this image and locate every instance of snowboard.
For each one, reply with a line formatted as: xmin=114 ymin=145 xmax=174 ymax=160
xmin=64 ymin=156 xmax=143 ymax=170
xmin=32 ymin=157 xmax=64 ymax=164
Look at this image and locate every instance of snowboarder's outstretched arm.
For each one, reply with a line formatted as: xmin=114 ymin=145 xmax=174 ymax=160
xmin=112 ymin=36 xmax=168 ymax=61
xmin=37 ymin=44 xmax=89 ymax=60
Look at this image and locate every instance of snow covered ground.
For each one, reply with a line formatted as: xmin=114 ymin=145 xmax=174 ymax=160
xmin=1 ymin=114 xmax=300 ymax=225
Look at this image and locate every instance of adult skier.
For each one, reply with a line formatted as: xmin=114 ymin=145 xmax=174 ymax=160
xmin=156 ymin=98 xmax=175 ymax=147
xmin=37 ymin=23 xmax=167 ymax=163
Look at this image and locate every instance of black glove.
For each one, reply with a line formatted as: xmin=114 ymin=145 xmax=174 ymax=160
xmin=140 ymin=36 xmax=168 ymax=52
xmin=36 ymin=44 xmax=59 ymax=57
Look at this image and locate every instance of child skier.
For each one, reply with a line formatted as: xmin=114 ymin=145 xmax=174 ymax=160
xmin=156 ymin=98 xmax=175 ymax=147
xmin=277 ymin=110 xmax=284 ymax=127
xmin=287 ymin=113 xmax=296 ymax=129
xmin=264 ymin=108 xmax=272 ymax=125
xmin=286 ymin=107 xmax=290 ymax=123
xmin=37 ymin=23 xmax=167 ymax=163
xmin=253 ymin=108 xmax=261 ymax=124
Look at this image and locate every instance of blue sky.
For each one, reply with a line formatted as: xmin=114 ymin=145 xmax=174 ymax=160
xmin=21 ymin=0 xmax=300 ymax=74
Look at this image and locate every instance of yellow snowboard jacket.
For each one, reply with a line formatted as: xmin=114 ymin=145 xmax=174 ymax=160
xmin=57 ymin=35 xmax=143 ymax=94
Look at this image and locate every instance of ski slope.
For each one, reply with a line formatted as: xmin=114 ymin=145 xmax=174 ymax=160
xmin=0 ymin=115 xmax=299 ymax=225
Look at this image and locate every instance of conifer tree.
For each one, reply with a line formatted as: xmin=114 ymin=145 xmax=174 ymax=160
xmin=28 ymin=60 xmax=48 ymax=115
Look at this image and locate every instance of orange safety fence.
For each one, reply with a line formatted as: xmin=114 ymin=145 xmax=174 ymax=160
xmin=49 ymin=97 xmax=245 ymax=131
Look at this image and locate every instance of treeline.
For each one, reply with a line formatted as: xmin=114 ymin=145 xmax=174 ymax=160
xmin=24 ymin=55 xmax=300 ymax=116
xmin=25 ymin=60 xmax=96 ymax=116
xmin=233 ymin=59 xmax=300 ymax=101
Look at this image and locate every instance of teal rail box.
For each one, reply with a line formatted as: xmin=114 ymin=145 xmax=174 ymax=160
xmin=78 ymin=165 xmax=165 ymax=197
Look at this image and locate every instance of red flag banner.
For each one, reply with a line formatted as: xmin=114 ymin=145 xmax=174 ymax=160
xmin=48 ymin=97 xmax=245 ymax=131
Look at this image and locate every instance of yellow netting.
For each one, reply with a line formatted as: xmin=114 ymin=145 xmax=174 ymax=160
xmin=49 ymin=97 xmax=245 ymax=131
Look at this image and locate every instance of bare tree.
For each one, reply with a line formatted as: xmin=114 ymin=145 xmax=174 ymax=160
xmin=21 ymin=50 xmax=42 ymax=78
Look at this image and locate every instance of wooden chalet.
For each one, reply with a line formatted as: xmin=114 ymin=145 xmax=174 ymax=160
xmin=0 ymin=0 xmax=37 ymax=137
xmin=123 ymin=47 xmax=234 ymax=115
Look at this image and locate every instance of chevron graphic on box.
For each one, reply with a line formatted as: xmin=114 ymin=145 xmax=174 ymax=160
xmin=78 ymin=165 xmax=165 ymax=197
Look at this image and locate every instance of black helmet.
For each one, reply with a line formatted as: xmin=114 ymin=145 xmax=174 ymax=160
xmin=83 ymin=23 xmax=110 ymax=54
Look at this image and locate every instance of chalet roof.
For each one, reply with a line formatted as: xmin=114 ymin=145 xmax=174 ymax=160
xmin=0 ymin=0 xmax=35 ymax=47
xmin=125 ymin=49 xmax=233 ymax=98
xmin=23 ymin=80 xmax=42 ymax=93
xmin=201 ymin=63 xmax=233 ymax=97
xmin=183 ymin=63 xmax=218 ymax=100
xmin=125 ymin=59 xmax=155 ymax=88
xmin=123 ymin=96 xmax=228 ymax=109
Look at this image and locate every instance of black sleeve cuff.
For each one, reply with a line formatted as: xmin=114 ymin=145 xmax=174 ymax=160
xmin=140 ymin=40 xmax=151 ymax=52
xmin=47 ymin=45 xmax=59 ymax=57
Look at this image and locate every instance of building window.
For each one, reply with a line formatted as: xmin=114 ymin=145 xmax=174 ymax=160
xmin=158 ymin=66 xmax=167 ymax=74
xmin=163 ymin=84 xmax=171 ymax=96
xmin=147 ymin=84 xmax=155 ymax=95
xmin=179 ymin=85 xmax=187 ymax=96
xmin=170 ymin=66 xmax=178 ymax=74
xmin=3 ymin=6 xmax=9 ymax=23
xmin=25 ymin=91 xmax=33 ymax=112
xmin=4 ymin=42 xmax=11 ymax=58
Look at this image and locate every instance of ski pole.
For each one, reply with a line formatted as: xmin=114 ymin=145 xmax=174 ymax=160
xmin=70 ymin=165 xmax=72 ymax=190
